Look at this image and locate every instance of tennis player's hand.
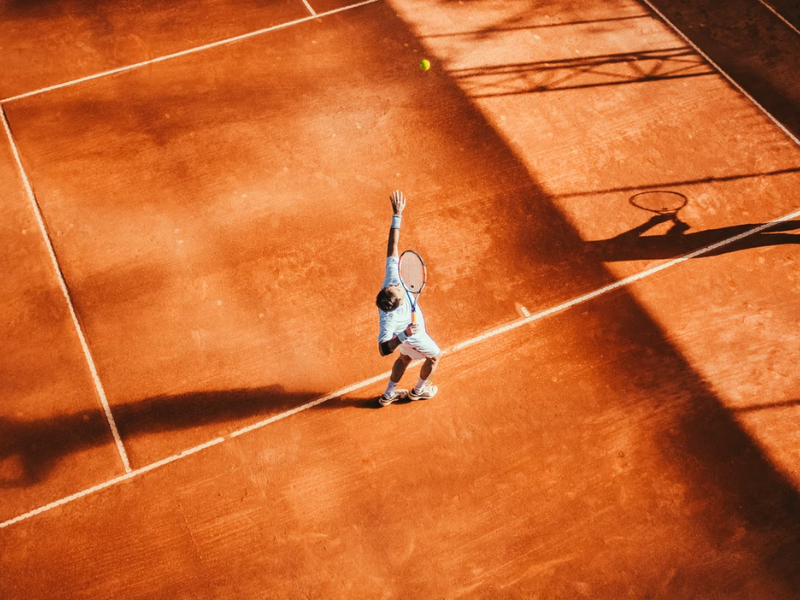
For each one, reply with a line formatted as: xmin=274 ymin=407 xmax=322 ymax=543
xmin=404 ymin=323 xmax=419 ymax=337
xmin=390 ymin=190 xmax=406 ymax=215
xmin=649 ymin=212 xmax=676 ymax=224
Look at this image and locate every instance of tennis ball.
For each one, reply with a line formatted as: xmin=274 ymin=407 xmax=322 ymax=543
xmin=420 ymin=59 xmax=431 ymax=71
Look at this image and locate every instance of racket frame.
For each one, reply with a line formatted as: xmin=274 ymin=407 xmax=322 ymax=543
xmin=399 ymin=250 xmax=427 ymax=323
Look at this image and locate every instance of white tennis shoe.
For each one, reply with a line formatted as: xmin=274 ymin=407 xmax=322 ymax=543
xmin=378 ymin=389 xmax=408 ymax=407
xmin=409 ymin=384 xmax=437 ymax=401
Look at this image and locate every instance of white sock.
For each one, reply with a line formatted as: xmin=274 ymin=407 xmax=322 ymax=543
xmin=413 ymin=378 xmax=428 ymax=393
xmin=384 ymin=380 xmax=398 ymax=397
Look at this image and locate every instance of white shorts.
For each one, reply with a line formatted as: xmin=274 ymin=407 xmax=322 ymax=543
xmin=398 ymin=332 xmax=441 ymax=360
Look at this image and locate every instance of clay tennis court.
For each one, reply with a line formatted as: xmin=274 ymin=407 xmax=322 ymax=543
xmin=2 ymin=0 xmax=800 ymax=596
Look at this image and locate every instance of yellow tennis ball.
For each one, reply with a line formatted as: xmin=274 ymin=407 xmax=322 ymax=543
xmin=420 ymin=59 xmax=431 ymax=71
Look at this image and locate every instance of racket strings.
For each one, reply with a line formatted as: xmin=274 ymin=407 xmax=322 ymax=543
xmin=400 ymin=255 xmax=426 ymax=292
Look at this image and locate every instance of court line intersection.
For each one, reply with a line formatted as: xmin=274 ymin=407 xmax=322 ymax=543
xmin=0 ymin=0 xmax=381 ymax=104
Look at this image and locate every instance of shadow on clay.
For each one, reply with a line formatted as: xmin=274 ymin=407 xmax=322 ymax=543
xmin=645 ymin=0 xmax=800 ymax=141
xmin=420 ymin=14 xmax=652 ymax=40
xmin=0 ymin=385 xmax=324 ymax=488
xmin=553 ymin=166 xmax=800 ymax=200
xmin=448 ymin=46 xmax=715 ymax=98
xmin=732 ymin=398 xmax=800 ymax=413
xmin=0 ymin=385 xmax=413 ymax=488
xmin=586 ymin=191 xmax=800 ymax=262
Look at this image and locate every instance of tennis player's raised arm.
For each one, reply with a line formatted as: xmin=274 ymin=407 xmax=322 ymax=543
xmin=387 ymin=190 xmax=405 ymax=258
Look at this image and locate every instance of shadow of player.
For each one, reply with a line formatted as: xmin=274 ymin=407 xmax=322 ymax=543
xmin=587 ymin=210 xmax=800 ymax=262
xmin=0 ymin=385 xmax=322 ymax=488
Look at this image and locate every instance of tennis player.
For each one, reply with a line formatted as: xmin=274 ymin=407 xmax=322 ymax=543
xmin=375 ymin=191 xmax=442 ymax=407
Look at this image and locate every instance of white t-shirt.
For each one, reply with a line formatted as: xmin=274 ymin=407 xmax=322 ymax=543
xmin=377 ymin=256 xmax=425 ymax=343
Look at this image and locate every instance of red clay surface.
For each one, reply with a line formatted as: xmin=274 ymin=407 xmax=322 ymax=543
xmin=2 ymin=0 xmax=800 ymax=597
xmin=310 ymin=0 xmax=369 ymax=14
xmin=4 ymin=4 xmax=564 ymax=467
xmin=0 ymin=0 xmax=308 ymax=100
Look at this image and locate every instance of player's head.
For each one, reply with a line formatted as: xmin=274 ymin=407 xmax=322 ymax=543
xmin=376 ymin=285 xmax=404 ymax=312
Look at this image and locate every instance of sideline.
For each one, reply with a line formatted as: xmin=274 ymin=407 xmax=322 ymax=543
xmin=758 ymin=0 xmax=800 ymax=38
xmin=0 ymin=107 xmax=131 ymax=474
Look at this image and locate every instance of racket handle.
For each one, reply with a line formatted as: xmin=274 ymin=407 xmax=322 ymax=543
xmin=411 ymin=311 xmax=417 ymax=324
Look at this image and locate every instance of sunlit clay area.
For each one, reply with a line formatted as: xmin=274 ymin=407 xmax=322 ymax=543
xmin=2 ymin=0 xmax=800 ymax=597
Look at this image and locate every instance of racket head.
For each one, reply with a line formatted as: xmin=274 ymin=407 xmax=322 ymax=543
xmin=629 ymin=191 xmax=687 ymax=214
xmin=399 ymin=250 xmax=427 ymax=294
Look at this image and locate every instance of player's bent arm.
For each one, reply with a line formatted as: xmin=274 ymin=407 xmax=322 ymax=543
xmin=379 ymin=337 xmax=402 ymax=356
xmin=378 ymin=323 xmax=418 ymax=356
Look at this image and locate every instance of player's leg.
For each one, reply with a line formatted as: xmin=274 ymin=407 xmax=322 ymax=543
xmin=407 ymin=333 xmax=442 ymax=401
xmin=391 ymin=352 xmax=412 ymax=383
xmin=379 ymin=352 xmax=413 ymax=407
xmin=419 ymin=352 xmax=440 ymax=381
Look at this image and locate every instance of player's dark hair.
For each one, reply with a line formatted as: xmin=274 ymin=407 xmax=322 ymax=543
xmin=376 ymin=288 xmax=401 ymax=312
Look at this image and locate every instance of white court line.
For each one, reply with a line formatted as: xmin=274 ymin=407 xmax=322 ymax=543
xmin=301 ymin=0 xmax=318 ymax=17
xmin=639 ymin=0 xmax=800 ymax=149
xmin=758 ymin=0 xmax=800 ymax=37
xmin=4 ymin=204 xmax=800 ymax=530
xmin=0 ymin=107 xmax=132 ymax=475
xmin=0 ymin=0 xmax=379 ymax=104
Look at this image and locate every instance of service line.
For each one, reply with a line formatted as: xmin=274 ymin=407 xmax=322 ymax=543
xmin=3 ymin=203 xmax=800 ymax=531
xmin=0 ymin=0 xmax=380 ymax=104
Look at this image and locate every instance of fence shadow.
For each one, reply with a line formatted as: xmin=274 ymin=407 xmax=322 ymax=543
xmin=449 ymin=47 xmax=714 ymax=98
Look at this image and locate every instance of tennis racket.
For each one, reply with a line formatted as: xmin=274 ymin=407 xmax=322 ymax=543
xmin=399 ymin=250 xmax=427 ymax=324
xmin=629 ymin=190 xmax=687 ymax=215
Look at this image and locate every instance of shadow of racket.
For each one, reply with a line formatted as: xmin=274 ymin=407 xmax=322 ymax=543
xmin=629 ymin=190 xmax=688 ymax=215
xmin=630 ymin=190 xmax=690 ymax=235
